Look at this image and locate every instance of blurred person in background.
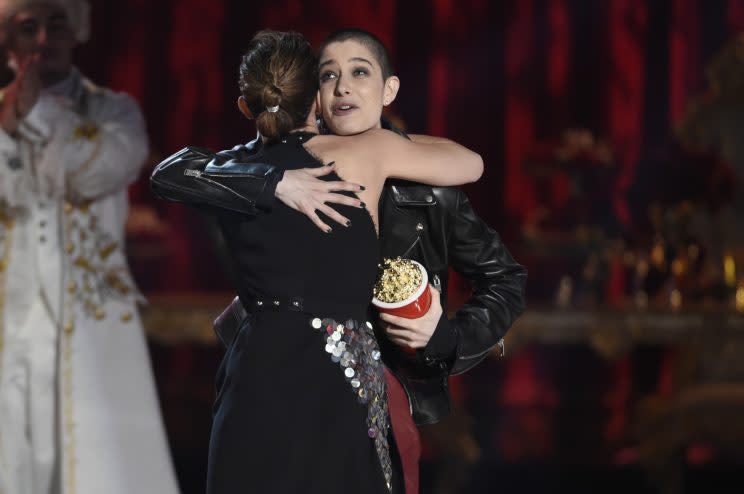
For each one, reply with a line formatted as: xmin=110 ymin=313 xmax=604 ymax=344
xmin=0 ymin=1 xmax=179 ymax=493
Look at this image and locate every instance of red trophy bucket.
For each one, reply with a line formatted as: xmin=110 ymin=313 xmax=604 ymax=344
xmin=372 ymin=258 xmax=431 ymax=319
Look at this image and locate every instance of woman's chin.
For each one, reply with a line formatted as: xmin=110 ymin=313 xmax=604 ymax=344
xmin=328 ymin=119 xmax=376 ymax=136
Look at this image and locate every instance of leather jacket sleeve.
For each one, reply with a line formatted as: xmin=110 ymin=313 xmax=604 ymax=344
xmin=151 ymin=121 xmax=402 ymax=213
xmin=149 ymin=138 xmax=283 ymax=213
xmin=431 ymin=189 xmax=527 ymax=375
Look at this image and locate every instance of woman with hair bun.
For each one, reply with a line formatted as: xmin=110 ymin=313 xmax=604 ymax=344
xmin=152 ymin=29 xmax=482 ymax=494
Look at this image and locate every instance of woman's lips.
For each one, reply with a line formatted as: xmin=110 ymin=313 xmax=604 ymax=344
xmin=332 ymin=104 xmax=357 ymax=116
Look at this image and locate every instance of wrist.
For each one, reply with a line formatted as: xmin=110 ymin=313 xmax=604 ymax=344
xmin=422 ymin=313 xmax=457 ymax=366
xmin=275 ymin=177 xmax=286 ymax=199
xmin=257 ymin=167 xmax=284 ymax=211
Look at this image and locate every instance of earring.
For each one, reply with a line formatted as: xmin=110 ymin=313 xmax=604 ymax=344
xmin=317 ymin=115 xmax=328 ymax=135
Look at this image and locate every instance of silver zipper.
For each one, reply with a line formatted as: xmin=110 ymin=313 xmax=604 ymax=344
xmin=184 ymin=169 xmax=261 ymax=179
xmin=203 ymin=172 xmax=262 ymax=178
xmin=432 ymin=274 xmax=441 ymax=291
xmin=186 ymin=172 xmax=255 ymax=204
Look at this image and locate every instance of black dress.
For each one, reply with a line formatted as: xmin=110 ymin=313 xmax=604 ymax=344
xmin=206 ymin=132 xmax=394 ymax=494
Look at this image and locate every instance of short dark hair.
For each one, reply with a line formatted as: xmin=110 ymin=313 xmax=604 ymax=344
xmin=239 ymin=30 xmax=318 ymax=140
xmin=319 ymin=28 xmax=394 ymax=80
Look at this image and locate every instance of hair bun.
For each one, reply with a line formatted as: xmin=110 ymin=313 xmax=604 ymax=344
xmin=262 ymin=84 xmax=283 ymax=108
xmin=239 ymin=30 xmax=318 ymax=140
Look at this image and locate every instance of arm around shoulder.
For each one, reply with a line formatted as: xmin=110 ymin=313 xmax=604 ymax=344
xmin=371 ymin=129 xmax=483 ymax=186
xmin=150 ymin=142 xmax=283 ymax=215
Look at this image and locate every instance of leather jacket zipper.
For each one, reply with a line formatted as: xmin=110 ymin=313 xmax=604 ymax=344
xmin=183 ymin=169 xmax=256 ymax=204
xmin=185 ymin=169 xmax=261 ymax=179
xmin=461 ymin=339 xmax=505 ymax=360
xmin=432 ymin=274 xmax=441 ymax=291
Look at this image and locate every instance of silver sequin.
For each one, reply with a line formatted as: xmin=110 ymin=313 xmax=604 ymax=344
xmin=311 ymin=318 xmax=322 ymax=329
xmin=313 ymin=316 xmax=391 ymax=491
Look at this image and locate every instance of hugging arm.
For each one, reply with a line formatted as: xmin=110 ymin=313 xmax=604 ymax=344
xmin=373 ymin=129 xmax=484 ymax=186
xmin=151 ymin=139 xmax=362 ymax=227
xmin=150 ymin=142 xmax=280 ymax=215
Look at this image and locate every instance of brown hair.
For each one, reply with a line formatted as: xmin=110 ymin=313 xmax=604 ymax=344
xmin=239 ymin=30 xmax=318 ymax=140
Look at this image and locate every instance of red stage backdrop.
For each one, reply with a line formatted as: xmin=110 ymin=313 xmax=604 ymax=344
xmin=74 ymin=0 xmax=744 ymax=291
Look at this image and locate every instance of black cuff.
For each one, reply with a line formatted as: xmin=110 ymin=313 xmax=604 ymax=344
xmin=423 ymin=312 xmax=457 ymax=363
xmin=255 ymin=168 xmax=285 ymax=211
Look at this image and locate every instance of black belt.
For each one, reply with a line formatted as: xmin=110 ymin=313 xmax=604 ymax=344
xmin=242 ymin=293 xmax=306 ymax=312
xmin=241 ymin=293 xmax=366 ymax=317
xmin=213 ymin=294 xmax=368 ymax=347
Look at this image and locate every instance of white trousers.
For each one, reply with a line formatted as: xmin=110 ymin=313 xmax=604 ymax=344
xmin=0 ymin=295 xmax=59 ymax=494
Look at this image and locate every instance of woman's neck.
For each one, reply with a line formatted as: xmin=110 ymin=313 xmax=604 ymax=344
xmin=259 ymin=123 xmax=319 ymax=143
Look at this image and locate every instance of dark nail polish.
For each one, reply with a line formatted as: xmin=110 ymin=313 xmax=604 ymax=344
xmin=326 ymin=228 xmax=333 ymax=234
xmin=359 ymin=185 xmax=366 ymax=191
xmin=346 ymin=220 xmax=352 ymax=227
xmin=359 ymin=202 xmax=366 ymax=208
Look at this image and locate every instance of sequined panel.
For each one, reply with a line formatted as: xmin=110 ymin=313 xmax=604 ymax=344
xmin=310 ymin=316 xmax=392 ymax=491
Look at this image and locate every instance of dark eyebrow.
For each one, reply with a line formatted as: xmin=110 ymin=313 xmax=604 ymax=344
xmin=318 ymin=57 xmax=375 ymax=70
xmin=319 ymin=58 xmax=336 ymax=70
xmin=349 ymin=57 xmax=373 ymax=67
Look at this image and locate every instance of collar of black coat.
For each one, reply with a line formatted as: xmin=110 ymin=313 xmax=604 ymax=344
xmin=387 ymin=181 xmax=437 ymax=207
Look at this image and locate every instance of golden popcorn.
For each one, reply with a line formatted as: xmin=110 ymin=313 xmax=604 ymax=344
xmin=373 ymin=257 xmax=423 ymax=303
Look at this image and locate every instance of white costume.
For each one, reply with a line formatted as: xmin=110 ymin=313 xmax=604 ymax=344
xmin=0 ymin=46 xmax=179 ymax=494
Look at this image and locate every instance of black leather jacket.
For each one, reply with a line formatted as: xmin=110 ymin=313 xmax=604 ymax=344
xmin=151 ymin=136 xmax=527 ymax=425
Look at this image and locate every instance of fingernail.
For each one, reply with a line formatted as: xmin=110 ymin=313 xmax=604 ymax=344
xmin=326 ymin=228 xmax=333 ymax=234
xmin=359 ymin=185 xmax=366 ymax=191
xmin=327 ymin=161 xmax=335 ymax=167
xmin=346 ymin=220 xmax=352 ymax=227
xmin=359 ymin=202 xmax=366 ymax=208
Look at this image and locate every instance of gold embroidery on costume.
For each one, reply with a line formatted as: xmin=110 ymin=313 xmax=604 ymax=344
xmin=73 ymin=122 xmax=100 ymax=141
xmin=0 ymin=205 xmax=14 ymax=481
xmin=67 ymin=121 xmax=102 ymax=194
xmin=64 ymin=201 xmax=138 ymax=323
xmin=62 ymin=208 xmax=77 ymax=494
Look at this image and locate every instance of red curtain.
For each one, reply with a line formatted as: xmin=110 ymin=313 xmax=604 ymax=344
xmin=75 ymin=0 xmax=741 ymax=290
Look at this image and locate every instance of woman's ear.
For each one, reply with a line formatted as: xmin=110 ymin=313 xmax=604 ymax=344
xmin=237 ymin=96 xmax=253 ymax=119
xmin=383 ymin=76 xmax=400 ymax=106
xmin=305 ymin=100 xmax=318 ymax=128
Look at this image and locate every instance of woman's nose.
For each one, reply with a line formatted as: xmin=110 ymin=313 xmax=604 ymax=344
xmin=334 ymin=77 xmax=351 ymax=96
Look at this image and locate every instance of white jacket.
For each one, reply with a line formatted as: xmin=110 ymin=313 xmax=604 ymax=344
xmin=0 ymin=69 xmax=179 ymax=494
